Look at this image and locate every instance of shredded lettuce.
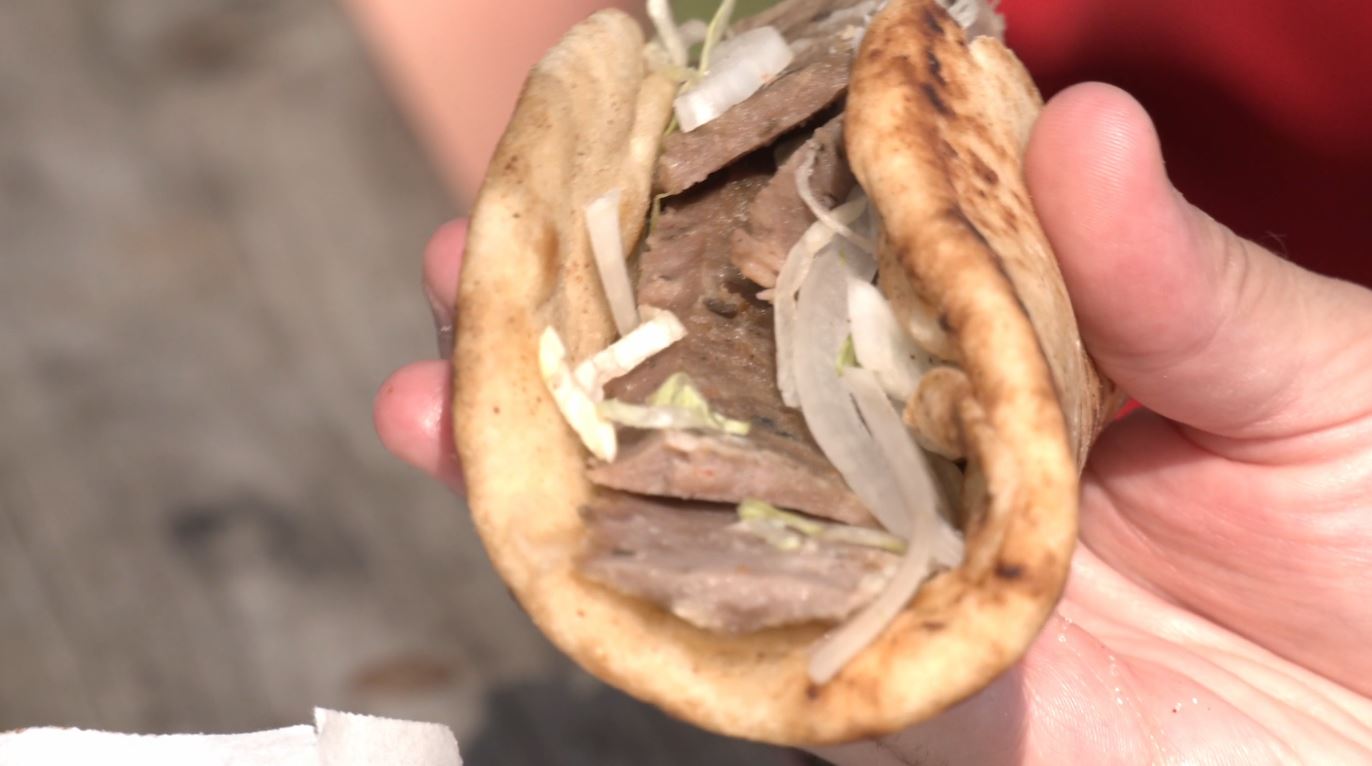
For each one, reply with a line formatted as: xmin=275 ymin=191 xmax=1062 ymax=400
xmin=736 ymin=512 xmax=806 ymax=551
xmin=574 ymin=307 xmax=686 ymax=397
xmin=836 ymin=335 xmax=857 ymax=374
xmin=738 ymin=498 xmax=826 ymax=535
xmin=648 ymin=191 xmax=669 ymax=233
xmin=737 ymin=499 xmax=908 ymax=554
xmin=650 ymin=372 xmax=751 ymax=434
xmin=599 ymin=372 xmax=750 ymax=435
xmin=538 ymin=327 xmax=617 ymax=461
xmin=648 ymin=372 xmax=701 ymax=408
xmin=697 ymin=0 xmax=737 ymax=73
xmin=598 ymin=399 xmax=750 ymax=435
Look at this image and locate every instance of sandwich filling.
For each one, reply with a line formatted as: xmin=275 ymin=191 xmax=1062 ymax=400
xmin=540 ymin=0 xmax=1003 ymax=683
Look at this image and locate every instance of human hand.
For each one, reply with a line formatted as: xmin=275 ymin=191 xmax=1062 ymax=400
xmin=818 ymin=84 xmax=1372 ymax=764
xmin=374 ymin=217 xmax=468 ymax=497
xmin=373 ymin=84 xmax=1372 ymax=763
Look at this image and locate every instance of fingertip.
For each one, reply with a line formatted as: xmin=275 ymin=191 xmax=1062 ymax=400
xmin=1026 ymin=84 xmax=1180 ymax=309
xmin=1023 ymin=84 xmax=1337 ymax=436
xmin=1028 ymin=83 xmax=1161 ymax=195
xmin=374 ymin=360 xmax=466 ymax=495
xmin=423 ymin=218 xmax=469 ymax=311
xmin=1025 ymin=83 xmax=1220 ymax=367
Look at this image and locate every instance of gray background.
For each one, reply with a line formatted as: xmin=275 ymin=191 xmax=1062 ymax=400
xmin=0 ymin=1 xmax=795 ymax=762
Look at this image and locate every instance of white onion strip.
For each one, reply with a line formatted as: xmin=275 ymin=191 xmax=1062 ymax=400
xmin=844 ymin=368 xmax=958 ymax=555
xmin=807 ymin=375 xmax=966 ymax=685
xmin=646 ymin=0 xmax=688 ymax=68
xmin=775 ymin=199 xmax=867 ymax=407
xmin=538 ymin=327 xmax=616 ymax=461
xmin=584 ymin=189 xmax=639 ymax=336
xmin=573 ymin=308 xmax=685 ymax=397
xmin=848 ymin=278 xmax=929 ymax=401
xmin=675 ymin=27 xmax=793 ymax=132
xmin=797 ymin=148 xmax=875 ymax=254
xmin=808 ymin=529 xmax=935 ymax=685
xmin=792 ymin=248 xmax=910 ymax=536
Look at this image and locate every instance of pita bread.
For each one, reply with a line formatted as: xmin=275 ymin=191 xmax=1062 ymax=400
xmin=454 ymin=0 xmax=1118 ymax=746
xmin=849 ymin=1 xmax=1119 ymax=467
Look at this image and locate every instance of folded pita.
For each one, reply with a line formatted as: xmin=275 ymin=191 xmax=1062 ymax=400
xmin=454 ymin=0 xmax=1119 ymax=745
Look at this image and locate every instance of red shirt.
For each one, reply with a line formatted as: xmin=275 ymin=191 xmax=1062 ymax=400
xmin=1001 ymin=0 xmax=1372 ymax=287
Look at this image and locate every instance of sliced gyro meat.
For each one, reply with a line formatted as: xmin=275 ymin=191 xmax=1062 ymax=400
xmin=730 ymin=114 xmax=855 ymax=289
xmin=579 ymin=494 xmax=898 ymax=633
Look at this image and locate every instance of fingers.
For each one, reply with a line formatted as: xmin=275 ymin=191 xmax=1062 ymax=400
xmin=374 ymin=360 xmax=465 ymax=495
xmin=1078 ymin=407 xmax=1372 ymax=694
xmin=1025 ymin=84 xmax=1372 ymax=442
xmin=1027 ymin=85 xmax=1372 ymax=690
xmin=375 ymin=220 xmax=469 ymax=492
xmin=424 ymin=219 xmax=468 ymax=358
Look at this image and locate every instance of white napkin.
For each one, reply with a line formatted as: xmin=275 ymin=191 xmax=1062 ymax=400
xmin=0 ymin=708 xmax=462 ymax=765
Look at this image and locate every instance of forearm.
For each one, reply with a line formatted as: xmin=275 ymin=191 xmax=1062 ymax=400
xmin=342 ymin=0 xmax=636 ymax=208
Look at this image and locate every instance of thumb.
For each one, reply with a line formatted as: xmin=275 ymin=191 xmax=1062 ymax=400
xmin=1025 ymin=84 xmax=1372 ymax=441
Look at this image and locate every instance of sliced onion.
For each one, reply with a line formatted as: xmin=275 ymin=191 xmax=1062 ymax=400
xmin=796 ymin=148 xmax=875 ymax=254
xmin=674 ymin=27 xmax=793 ymax=132
xmin=573 ymin=307 xmax=685 ymax=396
xmin=808 ymin=527 xmax=936 ymax=685
xmin=792 ymin=249 xmax=910 ymax=536
xmin=848 ymin=278 xmax=929 ymax=401
xmin=584 ymin=189 xmax=639 ymax=336
xmin=806 ymin=371 xmax=966 ymax=684
xmin=538 ymin=327 xmax=616 ymax=461
xmin=646 ymin=0 xmax=688 ymax=68
xmin=775 ymin=199 xmax=867 ymax=407
xmin=843 ymin=367 xmax=957 ymax=551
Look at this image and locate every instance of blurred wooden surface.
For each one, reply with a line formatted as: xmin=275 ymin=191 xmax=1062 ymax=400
xmin=0 ymin=1 xmax=787 ymax=763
